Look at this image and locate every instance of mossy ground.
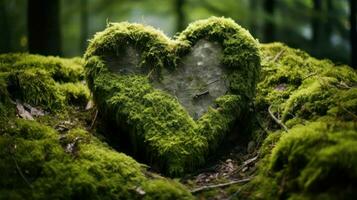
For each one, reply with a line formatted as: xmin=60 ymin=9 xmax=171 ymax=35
xmin=230 ymin=43 xmax=357 ymax=200
xmin=0 ymin=25 xmax=356 ymax=200
xmin=0 ymin=54 xmax=194 ymax=200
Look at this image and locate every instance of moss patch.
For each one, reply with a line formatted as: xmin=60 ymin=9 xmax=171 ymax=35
xmin=237 ymin=43 xmax=357 ymax=200
xmin=85 ymin=17 xmax=261 ymax=176
xmin=0 ymin=53 xmax=89 ymax=112
xmin=0 ymin=119 xmax=194 ymax=200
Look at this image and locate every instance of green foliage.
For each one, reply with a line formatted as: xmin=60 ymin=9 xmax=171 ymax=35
xmin=85 ymin=17 xmax=260 ymax=176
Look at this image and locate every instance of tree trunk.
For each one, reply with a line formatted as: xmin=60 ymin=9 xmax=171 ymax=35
xmin=324 ymin=0 xmax=333 ymax=43
xmin=350 ymin=0 xmax=356 ymax=68
xmin=263 ymin=0 xmax=275 ymax=42
xmin=80 ymin=0 xmax=89 ymax=53
xmin=249 ymin=0 xmax=258 ymax=37
xmin=312 ymin=0 xmax=322 ymax=44
xmin=27 ymin=0 xmax=62 ymax=56
xmin=175 ymin=0 xmax=185 ymax=33
xmin=0 ymin=2 xmax=11 ymax=53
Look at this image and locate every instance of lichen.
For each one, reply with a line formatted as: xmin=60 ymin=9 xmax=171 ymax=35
xmin=84 ymin=17 xmax=261 ymax=176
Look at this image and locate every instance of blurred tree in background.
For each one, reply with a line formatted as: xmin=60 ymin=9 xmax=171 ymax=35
xmin=28 ymin=0 xmax=61 ymax=55
xmin=0 ymin=0 xmax=355 ymax=67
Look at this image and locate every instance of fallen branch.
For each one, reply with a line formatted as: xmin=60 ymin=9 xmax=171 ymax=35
xmin=190 ymin=177 xmax=252 ymax=194
xmin=268 ymin=105 xmax=289 ymax=132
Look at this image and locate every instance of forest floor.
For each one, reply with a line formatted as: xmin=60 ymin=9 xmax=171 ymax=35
xmin=0 ymin=42 xmax=356 ymax=200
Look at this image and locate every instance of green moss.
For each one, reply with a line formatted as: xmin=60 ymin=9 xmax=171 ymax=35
xmin=0 ymin=53 xmax=89 ymax=111
xmin=84 ymin=17 xmax=260 ymax=176
xmin=255 ymin=42 xmax=357 ymax=128
xmin=0 ymin=53 xmax=84 ymax=82
xmin=270 ymin=120 xmax=357 ymax=199
xmin=0 ymin=119 xmax=194 ymax=199
xmin=58 ymin=82 xmax=90 ymax=106
xmin=7 ymin=68 xmax=65 ymax=109
xmin=238 ymin=43 xmax=357 ymax=200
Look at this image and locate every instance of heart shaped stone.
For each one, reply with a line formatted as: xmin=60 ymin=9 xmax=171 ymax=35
xmin=85 ymin=17 xmax=260 ymax=176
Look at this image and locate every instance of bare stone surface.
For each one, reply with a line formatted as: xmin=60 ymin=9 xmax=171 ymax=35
xmin=105 ymin=39 xmax=228 ymax=119
xmin=154 ymin=40 xmax=228 ymax=119
xmin=106 ymin=45 xmax=143 ymax=75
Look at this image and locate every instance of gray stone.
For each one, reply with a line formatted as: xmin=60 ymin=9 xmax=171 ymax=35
xmin=154 ymin=40 xmax=228 ymax=119
xmin=106 ymin=44 xmax=143 ymax=75
xmin=105 ymin=39 xmax=228 ymax=119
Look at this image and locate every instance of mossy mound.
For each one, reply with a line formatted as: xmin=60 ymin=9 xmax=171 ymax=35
xmin=238 ymin=43 xmax=357 ymax=199
xmin=0 ymin=119 xmax=193 ymax=200
xmin=84 ymin=17 xmax=260 ymax=176
xmin=0 ymin=53 xmax=89 ymax=112
xmin=0 ymin=53 xmax=194 ymax=200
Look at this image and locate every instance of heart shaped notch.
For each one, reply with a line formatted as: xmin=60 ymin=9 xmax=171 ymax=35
xmin=85 ymin=17 xmax=260 ymax=176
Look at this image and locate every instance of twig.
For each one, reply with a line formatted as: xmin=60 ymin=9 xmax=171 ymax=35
xmin=271 ymin=50 xmax=285 ymax=62
xmin=190 ymin=177 xmax=252 ymax=194
xmin=193 ymin=90 xmax=209 ymax=99
xmin=90 ymin=109 xmax=98 ymax=129
xmin=231 ymin=155 xmax=259 ymax=175
xmin=146 ymin=68 xmax=155 ymax=80
xmin=302 ymin=72 xmax=317 ymax=80
xmin=339 ymin=105 xmax=357 ymax=120
xmin=225 ymin=189 xmax=241 ymax=200
xmin=207 ymin=79 xmax=220 ymax=86
xmin=268 ymin=105 xmax=289 ymax=132
xmin=11 ymin=154 xmax=32 ymax=188
xmin=242 ymin=156 xmax=258 ymax=167
xmin=336 ymin=81 xmax=353 ymax=89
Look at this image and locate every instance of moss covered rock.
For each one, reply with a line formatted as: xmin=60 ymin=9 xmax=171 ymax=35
xmin=238 ymin=43 xmax=357 ymax=200
xmin=84 ymin=17 xmax=260 ymax=176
